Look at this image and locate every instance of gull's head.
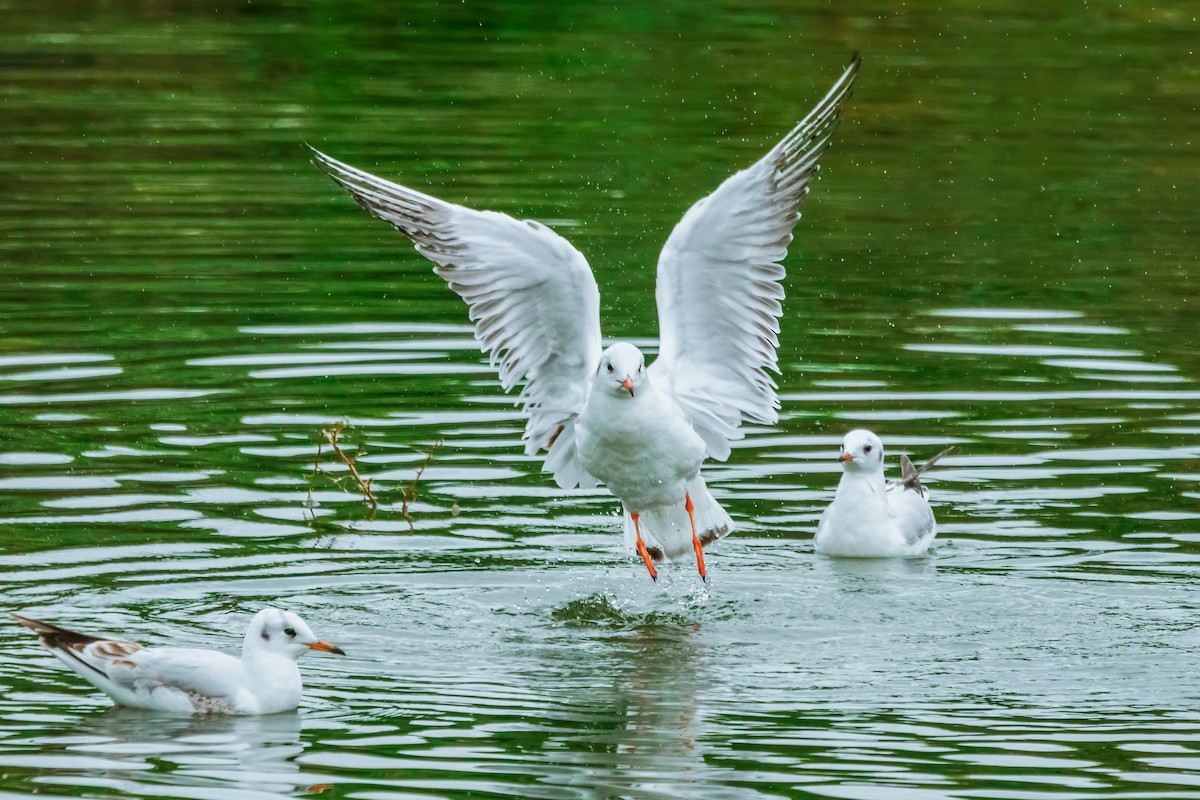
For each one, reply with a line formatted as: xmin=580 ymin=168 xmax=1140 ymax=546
xmin=596 ymin=343 xmax=645 ymax=398
xmin=838 ymin=429 xmax=884 ymax=474
xmin=244 ymin=608 xmax=344 ymax=661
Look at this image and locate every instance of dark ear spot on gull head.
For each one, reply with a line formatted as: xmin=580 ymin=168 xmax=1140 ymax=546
xmin=839 ymin=429 xmax=885 ymax=469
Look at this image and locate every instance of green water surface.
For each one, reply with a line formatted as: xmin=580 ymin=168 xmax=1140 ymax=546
xmin=2 ymin=1 xmax=1199 ymax=798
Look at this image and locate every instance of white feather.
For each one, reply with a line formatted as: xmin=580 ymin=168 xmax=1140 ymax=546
xmin=651 ymin=55 xmax=860 ymax=460
xmin=309 ymin=149 xmax=603 ymax=490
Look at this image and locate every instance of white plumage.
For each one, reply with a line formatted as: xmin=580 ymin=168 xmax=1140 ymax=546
xmin=814 ymin=430 xmax=952 ymax=558
xmin=311 ymin=54 xmax=860 ymax=580
xmin=15 ymin=608 xmax=344 ymax=715
xmin=576 ymin=343 xmax=733 ymax=575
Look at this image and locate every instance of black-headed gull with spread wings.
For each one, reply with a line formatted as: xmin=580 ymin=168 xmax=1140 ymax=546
xmin=15 ymin=609 xmax=344 ymax=714
xmin=815 ymin=430 xmax=954 ymax=557
xmin=311 ymin=54 xmax=860 ymax=581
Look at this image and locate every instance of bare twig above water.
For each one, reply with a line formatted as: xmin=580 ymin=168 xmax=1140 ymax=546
xmin=308 ymin=422 xmax=377 ymax=511
xmin=306 ymin=426 xmax=446 ymax=526
xmin=402 ymin=437 xmax=443 ymax=523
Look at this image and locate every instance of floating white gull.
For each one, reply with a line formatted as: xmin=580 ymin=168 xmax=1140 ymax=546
xmin=814 ymin=429 xmax=954 ymax=557
xmin=311 ymin=54 xmax=860 ymax=580
xmin=14 ymin=608 xmax=344 ymax=715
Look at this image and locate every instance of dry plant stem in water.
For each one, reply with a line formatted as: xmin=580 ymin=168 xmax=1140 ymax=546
xmin=402 ymin=437 xmax=443 ymax=522
xmin=310 ymin=422 xmax=377 ymax=510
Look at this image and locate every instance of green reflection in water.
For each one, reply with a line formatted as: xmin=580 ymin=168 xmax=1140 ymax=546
xmin=1 ymin=1 xmax=1199 ymax=798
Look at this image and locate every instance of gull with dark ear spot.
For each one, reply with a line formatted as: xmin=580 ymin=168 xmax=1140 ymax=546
xmin=815 ymin=429 xmax=954 ymax=557
xmin=310 ymin=54 xmax=861 ymax=581
xmin=13 ymin=608 xmax=344 ymax=715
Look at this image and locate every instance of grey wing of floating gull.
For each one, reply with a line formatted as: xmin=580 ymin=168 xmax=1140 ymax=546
xmin=309 ymin=148 xmax=603 ymax=489
xmin=649 ymin=53 xmax=861 ymax=459
xmin=890 ymin=489 xmax=937 ymax=546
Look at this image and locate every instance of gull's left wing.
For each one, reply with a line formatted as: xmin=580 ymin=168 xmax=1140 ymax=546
xmin=310 ymin=148 xmax=602 ymax=489
xmin=649 ymin=54 xmax=860 ymax=459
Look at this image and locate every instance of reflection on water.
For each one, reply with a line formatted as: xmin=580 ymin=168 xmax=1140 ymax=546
xmin=0 ymin=709 xmax=310 ymax=798
xmin=2 ymin=0 xmax=1200 ymax=797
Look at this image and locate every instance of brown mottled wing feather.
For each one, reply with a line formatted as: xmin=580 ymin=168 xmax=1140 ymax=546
xmin=13 ymin=614 xmax=105 ymax=649
xmin=13 ymin=614 xmax=143 ymax=676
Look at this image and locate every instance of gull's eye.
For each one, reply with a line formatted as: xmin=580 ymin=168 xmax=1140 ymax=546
xmin=863 ymin=445 xmax=873 ymax=453
xmin=606 ymin=364 xmax=613 ymax=373
xmin=637 ymin=365 xmax=643 ymax=373
xmin=284 ymin=627 xmax=296 ymax=638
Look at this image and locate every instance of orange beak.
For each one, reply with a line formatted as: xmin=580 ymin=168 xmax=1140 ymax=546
xmin=839 ymin=452 xmax=854 ymax=462
xmin=307 ymin=641 xmax=345 ymax=655
xmin=620 ymin=376 xmax=634 ymax=396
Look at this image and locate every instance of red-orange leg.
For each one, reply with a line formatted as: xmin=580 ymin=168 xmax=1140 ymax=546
xmin=686 ymin=492 xmax=706 ymax=582
xmin=631 ymin=512 xmax=657 ymax=581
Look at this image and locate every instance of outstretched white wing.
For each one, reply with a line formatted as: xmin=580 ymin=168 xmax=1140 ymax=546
xmin=311 ymin=149 xmax=602 ymax=488
xmin=649 ymin=54 xmax=860 ymax=460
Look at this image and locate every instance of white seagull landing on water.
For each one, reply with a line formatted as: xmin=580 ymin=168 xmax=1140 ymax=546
xmin=14 ymin=609 xmax=344 ymax=715
xmin=311 ymin=54 xmax=860 ymax=581
xmin=814 ymin=429 xmax=954 ymax=558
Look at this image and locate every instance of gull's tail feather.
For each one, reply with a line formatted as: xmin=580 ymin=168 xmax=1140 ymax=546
xmin=898 ymin=446 xmax=955 ymax=494
xmin=13 ymin=614 xmax=103 ymax=651
xmin=14 ymin=613 xmax=143 ymax=694
xmin=622 ymin=475 xmax=734 ymax=562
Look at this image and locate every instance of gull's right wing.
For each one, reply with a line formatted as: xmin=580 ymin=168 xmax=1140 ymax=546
xmin=649 ymin=54 xmax=860 ymax=459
